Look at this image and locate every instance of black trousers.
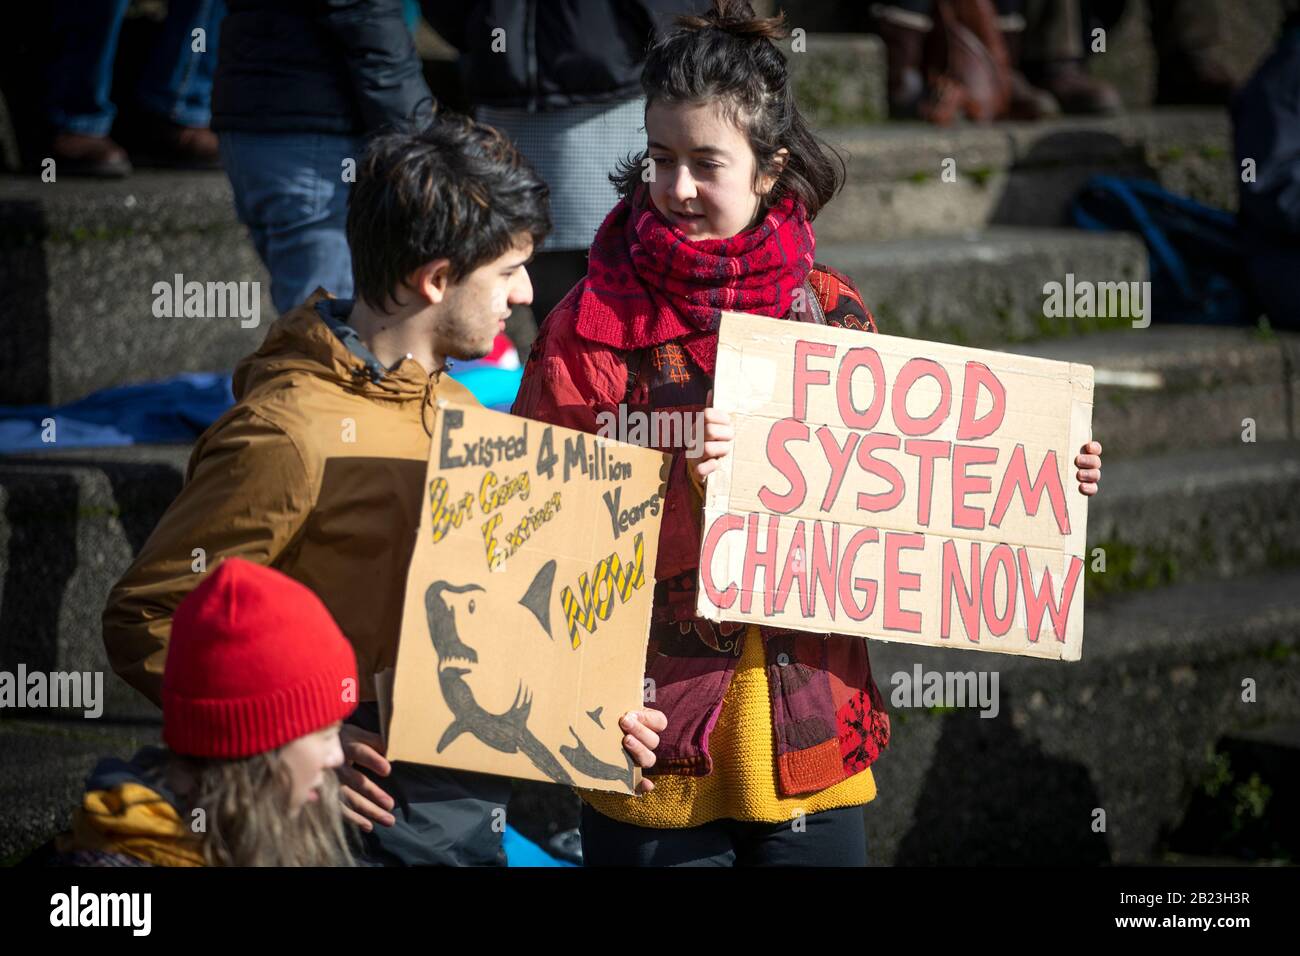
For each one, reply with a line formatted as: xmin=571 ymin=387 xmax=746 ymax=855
xmin=579 ymin=802 xmax=869 ymax=867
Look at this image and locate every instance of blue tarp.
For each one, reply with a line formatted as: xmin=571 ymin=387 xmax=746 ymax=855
xmin=503 ymin=825 xmax=577 ymax=867
xmin=0 ymin=364 xmax=522 ymax=455
xmin=0 ymin=372 xmax=236 ymax=454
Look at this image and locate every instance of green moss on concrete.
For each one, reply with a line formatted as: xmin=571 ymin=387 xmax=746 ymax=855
xmin=1263 ymin=641 xmax=1299 ymax=662
xmin=1197 ymin=747 xmax=1276 ymax=844
xmin=1085 ymin=537 xmax=1183 ymax=598
xmin=792 ymin=67 xmax=885 ymax=127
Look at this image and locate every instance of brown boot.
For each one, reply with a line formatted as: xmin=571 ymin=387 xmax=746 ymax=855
xmin=1031 ymin=60 xmax=1122 ymax=115
xmin=919 ymin=0 xmax=1013 ymax=124
xmin=874 ymin=8 xmax=930 ymax=119
xmin=49 ymin=132 xmax=133 ymax=178
xmin=126 ymin=117 xmax=222 ymax=170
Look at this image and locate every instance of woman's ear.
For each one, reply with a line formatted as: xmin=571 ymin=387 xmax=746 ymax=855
xmin=759 ymin=148 xmax=790 ymax=199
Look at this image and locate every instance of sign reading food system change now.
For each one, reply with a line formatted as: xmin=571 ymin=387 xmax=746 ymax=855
xmin=697 ymin=314 xmax=1095 ymax=661
xmin=388 ymin=399 xmax=670 ymax=792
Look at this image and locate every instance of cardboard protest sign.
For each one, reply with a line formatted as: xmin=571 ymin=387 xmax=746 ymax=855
xmin=697 ymin=314 xmax=1094 ymax=661
xmin=387 ymin=400 xmax=669 ymax=792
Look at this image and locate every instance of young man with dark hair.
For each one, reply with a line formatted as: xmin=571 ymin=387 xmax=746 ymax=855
xmin=102 ymin=113 xmax=666 ymax=866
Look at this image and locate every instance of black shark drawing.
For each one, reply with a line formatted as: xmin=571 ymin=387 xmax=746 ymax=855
xmin=562 ymin=727 xmax=635 ymax=786
xmin=425 ymin=580 xmax=574 ymax=785
xmin=424 ymin=565 xmax=636 ymax=789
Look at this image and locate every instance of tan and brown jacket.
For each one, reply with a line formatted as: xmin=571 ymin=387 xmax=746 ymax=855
xmin=103 ymin=290 xmax=477 ymax=706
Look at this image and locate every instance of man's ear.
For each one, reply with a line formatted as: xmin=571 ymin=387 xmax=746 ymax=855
xmin=409 ymin=258 xmax=453 ymax=305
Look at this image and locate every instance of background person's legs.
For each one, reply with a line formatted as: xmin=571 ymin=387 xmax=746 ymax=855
xmin=998 ymin=0 xmax=1064 ymax=118
xmin=45 ymin=0 xmax=133 ymax=176
xmin=872 ymin=2 xmax=933 ymax=118
xmin=1147 ymin=0 xmax=1238 ymax=104
xmin=219 ymin=130 xmax=360 ymax=314
xmin=129 ymin=0 xmax=224 ymax=166
xmin=1022 ymin=0 xmax=1123 ymax=113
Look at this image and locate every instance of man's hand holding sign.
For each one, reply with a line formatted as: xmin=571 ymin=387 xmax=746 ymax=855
xmin=693 ymin=314 xmax=1102 ymax=661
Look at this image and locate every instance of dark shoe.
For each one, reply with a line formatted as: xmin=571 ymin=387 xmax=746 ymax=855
xmin=49 ymin=132 xmax=133 ymax=178
xmin=1008 ymin=70 xmax=1061 ymax=119
xmin=1156 ymin=54 xmax=1238 ymax=106
xmin=126 ymin=118 xmax=222 ymax=170
xmin=1002 ymin=29 xmax=1059 ymax=120
xmin=1033 ymin=60 xmax=1123 ymax=115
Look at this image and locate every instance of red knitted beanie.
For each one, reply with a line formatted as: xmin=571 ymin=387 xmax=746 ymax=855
xmin=163 ymin=558 xmax=358 ymax=759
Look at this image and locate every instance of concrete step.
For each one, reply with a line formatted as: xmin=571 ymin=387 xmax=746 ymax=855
xmin=1165 ymin=720 xmax=1300 ymax=860
xmin=781 ymin=33 xmax=887 ymax=127
xmin=816 ymin=110 xmax=1234 ymax=242
xmin=0 ymin=716 xmax=161 ymax=864
xmin=0 ymin=445 xmax=189 ymax=721
xmin=2 ymin=438 xmax=1297 ymax=721
xmin=0 ymin=171 xmax=273 ymax=406
xmin=820 ymin=228 xmax=1150 ymax=345
xmin=1004 ymin=327 xmax=1300 ymax=457
xmin=1086 ymin=440 xmax=1300 ymax=597
xmin=864 ymin=567 xmax=1300 ymax=864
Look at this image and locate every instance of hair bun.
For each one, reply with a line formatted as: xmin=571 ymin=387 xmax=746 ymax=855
xmin=677 ymin=0 xmax=790 ymax=42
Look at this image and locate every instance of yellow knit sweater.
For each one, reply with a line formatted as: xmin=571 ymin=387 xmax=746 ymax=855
xmin=581 ymin=624 xmax=877 ymax=827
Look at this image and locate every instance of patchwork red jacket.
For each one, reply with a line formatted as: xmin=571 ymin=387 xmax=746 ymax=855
xmin=512 ymin=264 xmax=892 ymax=796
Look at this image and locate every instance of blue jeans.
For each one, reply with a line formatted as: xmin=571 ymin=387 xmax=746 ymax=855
xmin=47 ymin=0 xmax=226 ymax=135
xmin=219 ymin=131 xmax=360 ymax=314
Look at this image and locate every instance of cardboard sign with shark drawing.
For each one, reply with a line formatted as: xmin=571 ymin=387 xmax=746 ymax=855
xmin=386 ymin=399 xmax=670 ymax=793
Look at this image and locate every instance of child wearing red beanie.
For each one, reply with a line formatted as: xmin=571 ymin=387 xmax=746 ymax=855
xmin=53 ymin=559 xmax=359 ymax=866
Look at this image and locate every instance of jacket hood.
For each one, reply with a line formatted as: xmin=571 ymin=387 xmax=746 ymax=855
xmin=57 ymin=747 xmax=206 ymax=867
xmin=232 ymin=289 xmax=435 ymax=405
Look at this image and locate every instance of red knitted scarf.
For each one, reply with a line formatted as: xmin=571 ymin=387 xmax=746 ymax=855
xmin=575 ymin=184 xmax=816 ymax=376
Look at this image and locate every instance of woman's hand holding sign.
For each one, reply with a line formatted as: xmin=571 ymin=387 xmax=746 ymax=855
xmin=621 ymin=709 xmax=668 ymax=792
xmin=690 ymin=392 xmax=735 ymax=484
xmin=1076 ymin=441 xmax=1103 ymax=495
